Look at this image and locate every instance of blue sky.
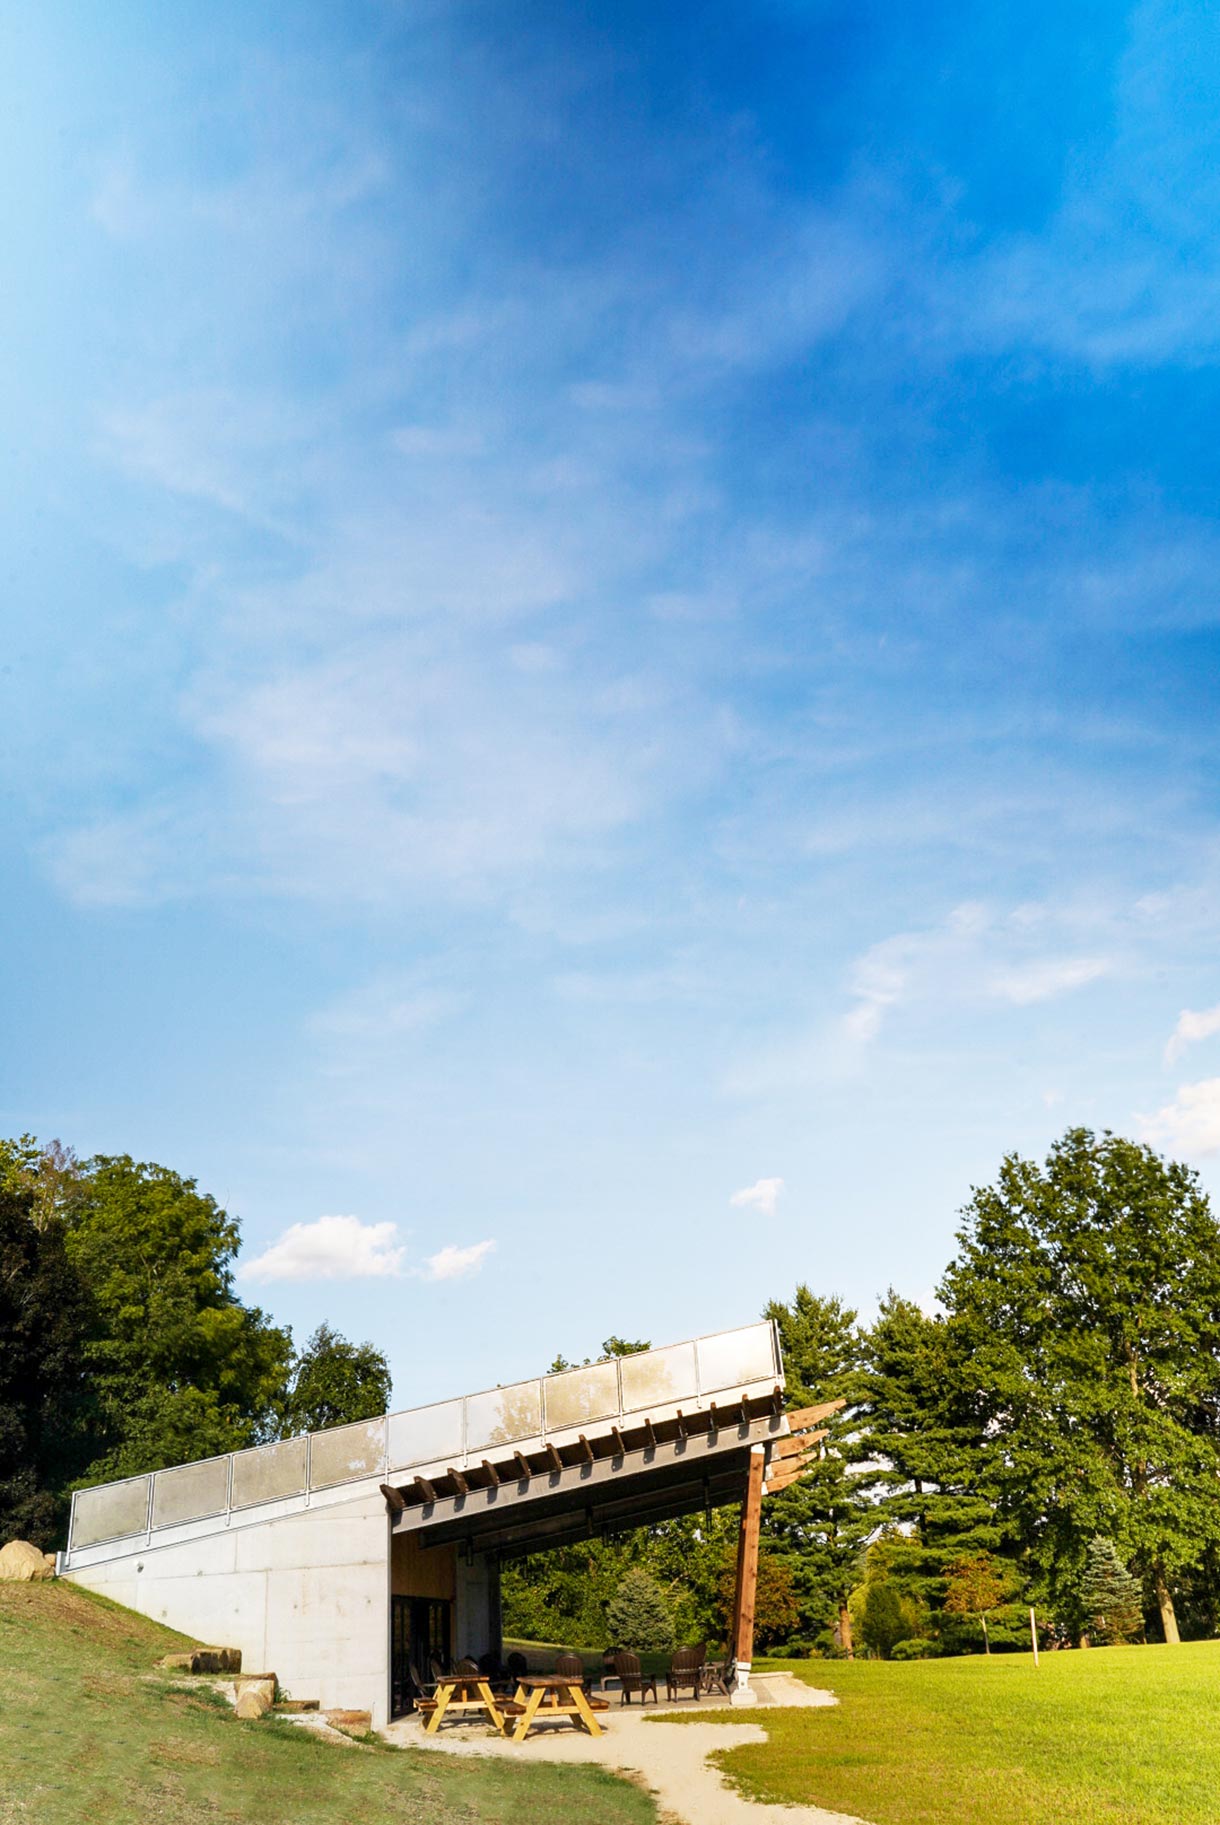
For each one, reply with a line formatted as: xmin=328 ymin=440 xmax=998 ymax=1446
xmin=5 ymin=0 xmax=1220 ymax=1406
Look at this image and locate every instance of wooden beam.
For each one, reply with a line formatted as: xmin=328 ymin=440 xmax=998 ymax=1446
xmin=738 ymin=1394 xmax=750 ymax=1425
xmin=447 ymin=1466 xmax=469 ymax=1495
xmin=733 ymin=1446 xmax=766 ymax=1673
xmin=642 ymin=1417 xmax=657 ymax=1449
xmin=512 ymin=1451 xmax=531 ymax=1481
xmin=379 ymin=1482 xmax=406 ymax=1515
xmin=414 ymin=1473 xmax=437 ymax=1504
xmin=784 ymin=1398 xmax=846 ymax=1431
xmin=771 ymin=1429 xmax=827 ymax=1463
xmin=770 ymin=1383 xmax=784 ymax=1416
xmin=765 ymin=1458 xmax=818 ymax=1494
xmin=481 ymin=1459 xmax=501 ymax=1488
xmin=674 ymin=1410 xmax=687 ymax=1440
xmin=577 ymin=1434 xmax=595 ymax=1463
xmin=610 ymin=1425 xmax=627 ymax=1457
xmin=545 ymin=1442 xmax=563 ymax=1473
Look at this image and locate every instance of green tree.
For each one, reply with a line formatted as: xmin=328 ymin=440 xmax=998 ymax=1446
xmin=279 ymin=1323 xmax=391 ymax=1436
xmin=1078 ymin=1537 xmax=1144 ymax=1645
xmin=65 ymin=1156 xmax=293 ymax=1482
xmin=861 ymin=1292 xmax=1000 ymax=1611
xmin=0 ymin=1179 xmax=97 ymax=1546
xmin=606 ymin=1567 xmax=675 ymax=1651
xmin=942 ymin=1551 xmax=1010 ymax=1655
xmin=715 ymin=1543 xmax=800 ymax=1651
xmin=762 ymin=1287 xmax=872 ymax=1654
xmin=941 ymin=1128 xmax=1220 ymax=1643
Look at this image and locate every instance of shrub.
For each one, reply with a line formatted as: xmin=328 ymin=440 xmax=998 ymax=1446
xmin=1078 ymin=1538 xmax=1144 ymax=1645
xmin=891 ymin=1637 xmax=938 ymax=1660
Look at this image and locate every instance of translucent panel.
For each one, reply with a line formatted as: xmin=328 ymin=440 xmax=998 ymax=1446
xmin=72 ymin=1476 xmax=150 ymax=1548
xmin=308 ymin=1416 xmax=386 ymax=1489
xmin=620 ymin=1342 xmax=698 ymax=1412
xmin=152 ymin=1457 xmax=230 ymax=1529
xmin=465 ymin=1380 xmax=542 ymax=1453
xmin=696 ymin=1323 xmax=776 ymax=1395
xmin=543 ymin=1360 xmax=620 ymax=1432
xmin=230 ymin=1436 xmax=307 ymax=1509
xmin=387 ymin=1399 xmax=464 ymax=1472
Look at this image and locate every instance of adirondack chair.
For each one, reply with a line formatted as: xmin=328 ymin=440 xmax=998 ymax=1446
xmin=613 ymin=1650 xmax=658 ymax=1704
xmin=666 ymin=1643 xmax=706 ymax=1701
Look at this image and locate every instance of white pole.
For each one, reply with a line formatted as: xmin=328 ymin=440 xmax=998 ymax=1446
xmin=1030 ymin=1607 xmax=1039 ymax=1668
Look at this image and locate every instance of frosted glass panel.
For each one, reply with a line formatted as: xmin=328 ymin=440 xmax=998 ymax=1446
xmin=696 ymin=1323 xmax=776 ymax=1395
xmin=308 ymin=1416 xmax=386 ymax=1489
xmin=230 ymin=1437 xmax=307 ymax=1509
xmin=544 ymin=1360 xmax=619 ymax=1432
xmin=72 ymin=1476 xmax=150 ymax=1547
xmin=620 ymin=1342 xmax=697 ymax=1411
xmin=152 ymin=1457 xmax=229 ymax=1529
xmin=465 ymin=1381 xmax=542 ymax=1452
xmin=388 ymin=1400 xmax=464 ymax=1471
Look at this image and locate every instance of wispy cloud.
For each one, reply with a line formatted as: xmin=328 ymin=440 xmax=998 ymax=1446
xmin=988 ymin=957 xmax=1112 ymax=1006
xmin=730 ymin=1177 xmax=785 ymax=1218
xmin=1165 ymin=1003 xmax=1220 ymax=1064
xmin=1139 ymin=1079 xmax=1220 ymax=1158
xmin=241 ymin=1214 xmax=406 ymax=1282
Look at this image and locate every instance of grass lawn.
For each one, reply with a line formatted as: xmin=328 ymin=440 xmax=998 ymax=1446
xmin=652 ymin=1644 xmax=1220 ymax=1824
xmin=0 ymin=1584 xmax=655 ymax=1825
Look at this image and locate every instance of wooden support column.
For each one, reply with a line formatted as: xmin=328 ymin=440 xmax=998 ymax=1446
xmin=730 ymin=1444 xmax=766 ymax=1704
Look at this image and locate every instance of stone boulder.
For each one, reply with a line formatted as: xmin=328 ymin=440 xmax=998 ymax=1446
xmin=159 ymin=1647 xmax=243 ymax=1675
xmin=235 ymin=1688 xmax=271 ymax=1720
xmin=0 ymin=1541 xmax=54 ymax=1582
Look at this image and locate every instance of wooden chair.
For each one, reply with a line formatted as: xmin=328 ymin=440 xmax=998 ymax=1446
xmin=613 ymin=1650 xmax=658 ymax=1705
xmin=409 ymin=1660 xmax=438 ymax=1718
xmin=666 ymin=1643 xmax=705 ymax=1701
xmin=554 ymin=1653 xmax=585 ymax=1681
xmin=455 ymin=1656 xmax=480 ymax=1674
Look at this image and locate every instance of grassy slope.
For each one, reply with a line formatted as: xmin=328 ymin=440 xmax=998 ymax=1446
xmin=0 ymin=1584 xmax=653 ymax=1825
xmin=660 ymin=1644 xmax=1220 ymax=1825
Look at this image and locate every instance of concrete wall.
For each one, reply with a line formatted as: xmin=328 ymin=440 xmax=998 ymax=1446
xmin=66 ymin=1487 xmax=391 ymax=1725
xmin=453 ymin=1552 xmax=497 ymax=1661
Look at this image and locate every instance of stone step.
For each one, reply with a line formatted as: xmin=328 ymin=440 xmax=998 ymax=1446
xmin=273 ymin=1699 xmax=319 ymax=1713
xmin=324 ymin=1709 xmax=372 ymax=1737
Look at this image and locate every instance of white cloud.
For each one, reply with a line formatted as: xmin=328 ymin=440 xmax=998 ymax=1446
xmin=1165 ymin=1004 xmax=1220 ymax=1064
xmin=1139 ymin=1079 xmax=1220 ymax=1158
xmin=988 ymin=957 xmax=1111 ymax=1005
xmin=424 ymin=1240 xmax=495 ymax=1281
xmin=241 ymin=1214 xmax=405 ymax=1282
xmin=730 ymin=1177 xmax=785 ymax=1218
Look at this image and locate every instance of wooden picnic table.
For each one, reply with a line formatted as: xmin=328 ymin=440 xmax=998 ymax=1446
xmin=422 ymin=1670 xmax=505 ymax=1735
xmin=506 ymin=1673 xmax=606 ymax=1742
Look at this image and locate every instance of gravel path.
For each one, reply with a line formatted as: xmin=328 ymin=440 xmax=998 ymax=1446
xmin=385 ymin=1674 xmax=867 ymax=1825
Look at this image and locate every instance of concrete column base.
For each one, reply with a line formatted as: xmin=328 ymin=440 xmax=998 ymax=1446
xmin=728 ymin=1684 xmax=760 ymax=1706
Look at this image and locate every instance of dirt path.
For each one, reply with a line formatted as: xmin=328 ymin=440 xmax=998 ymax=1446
xmin=385 ymin=1674 xmax=867 ymax=1825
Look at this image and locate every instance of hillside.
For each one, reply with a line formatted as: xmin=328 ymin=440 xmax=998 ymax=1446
xmin=0 ymin=1582 xmax=654 ymax=1825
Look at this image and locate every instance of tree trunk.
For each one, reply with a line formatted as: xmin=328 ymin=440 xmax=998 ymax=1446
xmin=838 ymin=1602 xmax=854 ymax=1659
xmin=1154 ymin=1570 xmax=1181 ymax=1645
xmin=981 ymin=1614 xmax=990 ymax=1656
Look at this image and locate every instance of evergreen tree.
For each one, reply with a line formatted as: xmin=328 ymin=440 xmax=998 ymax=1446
xmin=762 ymin=1287 xmax=873 ymax=1653
xmin=861 ymin=1291 xmax=1001 ymax=1609
xmin=606 ymin=1567 xmax=675 ymax=1650
xmin=941 ymin=1128 xmax=1220 ymax=1642
xmin=0 ymin=1179 xmax=97 ymax=1546
xmin=1078 ymin=1537 xmax=1144 ymax=1645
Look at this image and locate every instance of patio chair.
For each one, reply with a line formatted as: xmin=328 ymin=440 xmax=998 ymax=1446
xmin=409 ymin=1659 xmax=438 ymax=1719
xmin=554 ymin=1653 xmax=586 ymax=1681
xmin=666 ymin=1643 xmax=706 ymax=1701
xmin=613 ymin=1650 xmax=658 ymax=1705
xmin=506 ymin=1650 xmax=529 ymax=1681
xmin=455 ymin=1656 xmax=480 ymax=1674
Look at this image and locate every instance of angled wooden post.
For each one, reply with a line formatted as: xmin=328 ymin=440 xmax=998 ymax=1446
xmin=730 ymin=1444 xmax=766 ymax=1704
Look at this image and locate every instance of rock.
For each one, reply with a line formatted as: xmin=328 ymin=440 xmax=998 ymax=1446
xmin=324 ymin=1709 xmax=372 ymax=1737
xmin=42 ymin=1553 xmax=57 ymax=1574
xmin=273 ymin=1699 xmax=319 ymax=1713
xmin=159 ymin=1647 xmax=244 ymax=1675
xmin=235 ymin=1688 xmax=271 ymax=1720
xmin=0 ymin=1541 xmax=54 ymax=1582
xmin=234 ymin=1674 xmax=277 ymax=1703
